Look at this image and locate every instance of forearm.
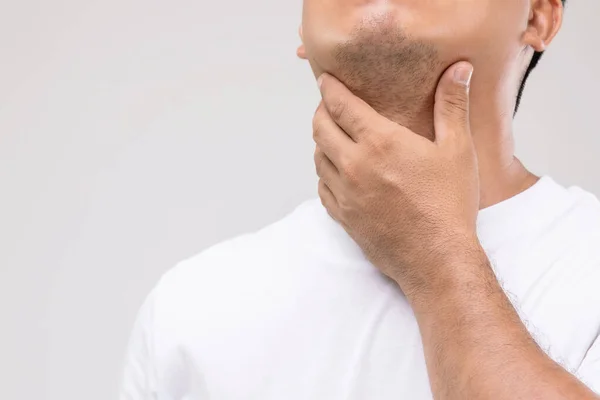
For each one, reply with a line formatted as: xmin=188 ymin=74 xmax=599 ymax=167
xmin=407 ymin=243 xmax=598 ymax=400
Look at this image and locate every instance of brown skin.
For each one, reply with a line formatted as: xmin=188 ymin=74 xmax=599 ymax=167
xmin=299 ymin=0 xmax=561 ymax=208
xmin=298 ymin=0 xmax=600 ymax=399
xmin=314 ymin=66 xmax=598 ymax=400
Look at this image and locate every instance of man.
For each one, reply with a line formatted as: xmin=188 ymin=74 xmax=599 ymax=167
xmin=121 ymin=0 xmax=600 ymax=399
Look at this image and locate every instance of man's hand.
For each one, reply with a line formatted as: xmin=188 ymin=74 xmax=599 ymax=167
xmin=313 ymin=62 xmax=600 ymax=400
xmin=313 ymin=61 xmax=479 ymax=300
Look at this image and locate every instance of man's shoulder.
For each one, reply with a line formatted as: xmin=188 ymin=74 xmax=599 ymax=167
xmin=519 ymin=178 xmax=600 ymax=246
xmin=170 ymin=198 xmax=319 ymax=274
xmin=564 ymin=184 xmax=600 ymax=219
xmin=557 ymin=183 xmax=600 ymax=246
xmin=529 ymin=181 xmax=600 ymax=268
xmin=133 ymin=199 xmax=331 ymax=357
xmin=149 ymin=198 xmax=322 ymax=314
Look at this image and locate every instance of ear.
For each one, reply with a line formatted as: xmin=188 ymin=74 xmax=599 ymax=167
xmin=297 ymin=25 xmax=307 ymax=59
xmin=522 ymin=0 xmax=564 ymax=52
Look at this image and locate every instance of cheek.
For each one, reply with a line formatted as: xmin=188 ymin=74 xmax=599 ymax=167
xmin=413 ymin=14 xmax=508 ymax=65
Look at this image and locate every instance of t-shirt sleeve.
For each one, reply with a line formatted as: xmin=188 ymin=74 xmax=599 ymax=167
xmin=119 ymin=288 xmax=159 ymax=400
xmin=578 ymin=334 xmax=600 ymax=394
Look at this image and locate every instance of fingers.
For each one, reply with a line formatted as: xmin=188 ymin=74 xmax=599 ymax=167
xmin=314 ymin=146 xmax=341 ymax=194
xmin=318 ymin=73 xmax=382 ymax=142
xmin=318 ymin=179 xmax=339 ymax=221
xmin=313 ymin=102 xmax=355 ymax=171
xmin=433 ymin=62 xmax=473 ymax=145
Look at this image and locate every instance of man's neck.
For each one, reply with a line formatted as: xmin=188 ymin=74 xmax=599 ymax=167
xmin=469 ymin=86 xmax=539 ymax=210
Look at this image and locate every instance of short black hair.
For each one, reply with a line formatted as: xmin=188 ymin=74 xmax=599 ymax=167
xmin=515 ymin=0 xmax=566 ymax=114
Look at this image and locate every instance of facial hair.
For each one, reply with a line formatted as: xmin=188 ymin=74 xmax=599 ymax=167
xmin=331 ymin=14 xmax=445 ymax=140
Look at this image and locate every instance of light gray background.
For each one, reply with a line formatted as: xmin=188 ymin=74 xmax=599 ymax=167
xmin=0 ymin=1 xmax=598 ymax=399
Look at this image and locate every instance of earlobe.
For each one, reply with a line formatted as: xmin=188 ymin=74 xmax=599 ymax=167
xmin=522 ymin=27 xmax=547 ymax=52
xmin=523 ymin=0 xmax=564 ymax=52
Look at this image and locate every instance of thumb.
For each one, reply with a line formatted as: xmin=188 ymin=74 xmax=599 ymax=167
xmin=434 ymin=61 xmax=473 ymax=145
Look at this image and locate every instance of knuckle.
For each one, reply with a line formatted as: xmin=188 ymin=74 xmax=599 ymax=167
xmin=318 ymin=179 xmax=328 ymax=199
xmin=341 ymin=159 xmax=360 ymax=185
xmin=313 ymin=145 xmax=321 ymax=158
xmin=441 ymin=96 xmax=469 ymax=125
xmin=446 ymin=93 xmax=468 ymax=114
xmin=312 ymin=118 xmax=323 ymax=142
xmin=314 ymin=154 xmax=322 ymax=176
xmin=351 ymin=114 xmax=369 ymax=136
xmin=328 ymin=99 xmax=347 ymax=122
xmin=336 ymin=194 xmax=355 ymax=219
xmin=334 ymin=189 xmax=347 ymax=206
xmin=338 ymin=156 xmax=353 ymax=176
xmin=318 ymin=190 xmax=328 ymax=208
xmin=367 ymin=134 xmax=392 ymax=156
xmin=312 ymin=104 xmax=326 ymax=141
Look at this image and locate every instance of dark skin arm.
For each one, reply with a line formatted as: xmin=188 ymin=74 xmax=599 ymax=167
xmin=312 ymin=62 xmax=599 ymax=400
xmin=415 ymin=245 xmax=595 ymax=399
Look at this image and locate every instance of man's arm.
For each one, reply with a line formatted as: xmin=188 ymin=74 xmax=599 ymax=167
xmin=411 ymin=240 xmax=598 ymax=400
xmin=312 ymin=62 xmax=599 ymax=399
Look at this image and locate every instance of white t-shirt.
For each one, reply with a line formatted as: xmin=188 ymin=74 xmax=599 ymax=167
xmin=120 ymin=176 xmax=600 ymax=399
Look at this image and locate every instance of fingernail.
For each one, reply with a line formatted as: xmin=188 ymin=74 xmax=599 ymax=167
xmin=454 ymin=66 xmax=473 ymax=87
xmin=317 ymin=74 xmax=324 ymax=89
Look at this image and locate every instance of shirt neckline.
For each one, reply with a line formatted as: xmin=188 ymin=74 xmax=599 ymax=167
xmin=476 ymin=175 xmax=570 ymax=253
xmin=305 ymin=175 xmax=570 ymax=261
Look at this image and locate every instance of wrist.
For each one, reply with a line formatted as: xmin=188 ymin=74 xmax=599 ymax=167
xmin=402 ymin=237 xmax=498 ymax=316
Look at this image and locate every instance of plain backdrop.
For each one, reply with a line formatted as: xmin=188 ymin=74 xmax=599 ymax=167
xmin=0 ymin=1 xmax=598 ymax=399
